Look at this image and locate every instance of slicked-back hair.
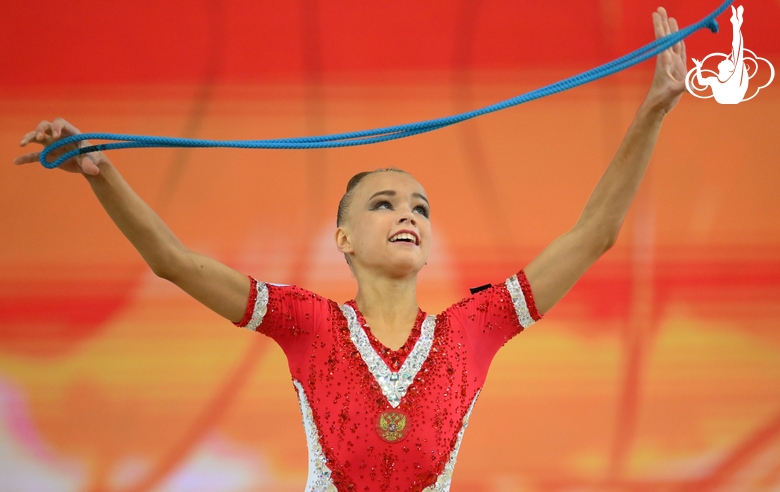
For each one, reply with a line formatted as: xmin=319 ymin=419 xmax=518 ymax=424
xmin=336 ymin=168 xmax=411 ymax=268
xmin=336 ymin=168 xmax=410 ymax=227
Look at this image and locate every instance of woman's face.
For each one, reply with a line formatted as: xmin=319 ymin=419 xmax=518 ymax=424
xmin=336 ymin=172 xmax=432 ymax=279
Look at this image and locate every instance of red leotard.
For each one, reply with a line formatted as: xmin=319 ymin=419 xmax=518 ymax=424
xmin=234 ymin=271 xmax=541 ymax=492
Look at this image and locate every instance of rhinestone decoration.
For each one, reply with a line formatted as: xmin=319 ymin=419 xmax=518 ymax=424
xmin=293 ymin=380 xmax=338 ymax=492
xmin=234 ymin=281 xmax=532 ymax=490
xmin=340 ymin=304 xmax=435 ymax=408
xmin=505 ymin=275 xmax=535 ymax=329
xmin=245 ymin=281 xmax=269 ymax=332
xmin=422 ymin=390 xmax=481 ymax=492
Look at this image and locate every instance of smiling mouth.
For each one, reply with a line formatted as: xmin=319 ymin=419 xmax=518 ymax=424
xmin=389 ymin=232 xmax=419 ymax=245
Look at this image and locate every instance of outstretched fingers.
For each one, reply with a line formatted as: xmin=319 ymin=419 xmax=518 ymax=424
xmin=654 ymin=7 xmax=681 ymax=59
xmin=22 ymin=118 xmax=81 ymax=147
xmin=15 ymin=117 xmax=95 ymax=173
xmin=647 ymin=6 xmax=686 ymax=113
xmin=13 ymin=151 xmax=41 ymax=165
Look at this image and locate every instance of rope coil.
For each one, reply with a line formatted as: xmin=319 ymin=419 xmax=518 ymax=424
xmin=39 ymin=0 xmax=732 ymax=169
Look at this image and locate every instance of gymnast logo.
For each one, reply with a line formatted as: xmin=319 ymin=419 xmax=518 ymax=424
xmin=685 ymin=5 xmax=774 ymax=104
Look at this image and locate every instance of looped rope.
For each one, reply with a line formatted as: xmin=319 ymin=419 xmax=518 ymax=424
xmin=40 ymin=0 xmax=731 ymax=169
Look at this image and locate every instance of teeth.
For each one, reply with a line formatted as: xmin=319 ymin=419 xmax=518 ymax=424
xmin=390 ymin=232 xmax=418 ymax=245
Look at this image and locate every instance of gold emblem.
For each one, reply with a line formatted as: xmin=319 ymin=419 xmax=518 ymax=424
xmin=376 ymin=410 xmax=409 ymax=443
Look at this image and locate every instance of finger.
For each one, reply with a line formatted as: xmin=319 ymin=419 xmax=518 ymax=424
xmin=661 ymin=7 xmax=672 ymax=36
xmin=19 ymin=131 xmax=38 ymax=147
xmin=52 ymin=117 xmax=81 ymax=139
xmin=78 ymin=155 xmax=100 ymax=176
xmin=652 ymin=12 xmax=664 ymax=40
xmin=662 ymin=9 xmax=673 ymax=58
xmin=13 ymin=151 xmax=41 ymax=165
xmin=669 ymin=17 xmax=681 ymax=57
xmin=664 ymin=16 xmax=671 ymax=38
xmin=35 ymin=120 xmax=53 ymax=141
xmin=658 ymin=7 xmax=670 ymax=37
xmin=52 ymin=118 xmax=65 ymax=139
xmin=652 ymin=11 xmax=673 ymax=62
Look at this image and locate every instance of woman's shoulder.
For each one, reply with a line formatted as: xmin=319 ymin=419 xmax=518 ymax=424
xmin=265 ymin=282 xmax=342 ymax=308
xmin=440 ymin=280 xmax=506 ymax=313
xmin=240 ymin=279 xmax=341 ymax=322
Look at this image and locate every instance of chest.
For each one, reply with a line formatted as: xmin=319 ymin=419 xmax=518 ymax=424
xmin=291 ymin=307 xmax=482 ymax=482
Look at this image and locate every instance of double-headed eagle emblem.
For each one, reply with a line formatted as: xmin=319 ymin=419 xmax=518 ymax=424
xmin=376 ymin=411 xmax=409 ymax=443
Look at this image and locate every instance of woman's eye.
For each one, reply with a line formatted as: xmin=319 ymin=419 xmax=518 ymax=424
xmin=374 ymin=201 xmax=392 ymax=210
xmin=414 ymin=205 xmax=430 ymax=218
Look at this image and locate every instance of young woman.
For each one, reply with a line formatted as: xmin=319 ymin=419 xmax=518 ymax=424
xmin=14 ymin=8 xmax=687 ymax=492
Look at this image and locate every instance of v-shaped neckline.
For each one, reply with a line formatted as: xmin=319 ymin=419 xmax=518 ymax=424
xmin=340 ymin=303 xmax=437 ymax=408
xmin=346 ymin=300 xmax=425 ymax=370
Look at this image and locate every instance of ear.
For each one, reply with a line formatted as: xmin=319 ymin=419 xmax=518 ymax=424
xmin=335 ymin=226 xmax=354 ymax=255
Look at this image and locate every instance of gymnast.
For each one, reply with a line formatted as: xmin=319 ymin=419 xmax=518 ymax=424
xmin=14 ymin=8 xmax=687 ymax=492
xmin=691 ymin=5 xmax=748 ymax=104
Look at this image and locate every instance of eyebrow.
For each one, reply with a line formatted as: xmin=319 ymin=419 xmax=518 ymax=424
xmin=368 ymin=190 xmax=429 ymax=205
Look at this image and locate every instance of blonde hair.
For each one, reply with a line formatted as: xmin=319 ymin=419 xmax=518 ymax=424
xmin=336 ymin=168 xmax=411 ymax=268
xmin=336 ymin=168 xmax=410 ymax=227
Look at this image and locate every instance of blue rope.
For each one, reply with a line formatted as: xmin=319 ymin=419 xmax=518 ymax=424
xmin=40 ymin=0 xmax=732 ymax=169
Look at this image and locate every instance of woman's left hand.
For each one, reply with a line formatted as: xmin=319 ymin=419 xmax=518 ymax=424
xmin=646 ymin=7 xmax=687 ymax=116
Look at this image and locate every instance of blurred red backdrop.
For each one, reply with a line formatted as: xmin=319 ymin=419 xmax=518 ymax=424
xmin=1 ymin=1 xmax=779 ymax=491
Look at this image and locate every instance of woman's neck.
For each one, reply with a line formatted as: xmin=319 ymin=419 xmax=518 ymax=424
xmin=353 ymin=274 xmax=419 ymax=349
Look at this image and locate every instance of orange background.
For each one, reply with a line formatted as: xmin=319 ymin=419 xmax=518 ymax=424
xmin=1 ymin=1 xmax=779 ymax=491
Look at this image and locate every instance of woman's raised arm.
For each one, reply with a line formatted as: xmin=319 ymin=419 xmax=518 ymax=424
xmin=14 ymin=118 xmax=250 ymax=323
xmin=524 ymin=7 xmax=686 ymax=315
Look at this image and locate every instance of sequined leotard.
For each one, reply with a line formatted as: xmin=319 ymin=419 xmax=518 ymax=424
xmin=234 ymin=271 xmax=541 ymax=492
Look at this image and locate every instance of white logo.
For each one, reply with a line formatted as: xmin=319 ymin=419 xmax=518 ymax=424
xmin=685 ymin=5 xmax=774 ymax=104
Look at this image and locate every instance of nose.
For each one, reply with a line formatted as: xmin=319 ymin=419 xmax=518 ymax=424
xmin=397 ymin=209 xmax=416 ymax=225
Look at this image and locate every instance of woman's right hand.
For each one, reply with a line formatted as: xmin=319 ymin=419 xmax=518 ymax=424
xmin=14 ymin=118 xmax=105 ymax=175
xmin=14 ymin=117 xmax=251 ymax=323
